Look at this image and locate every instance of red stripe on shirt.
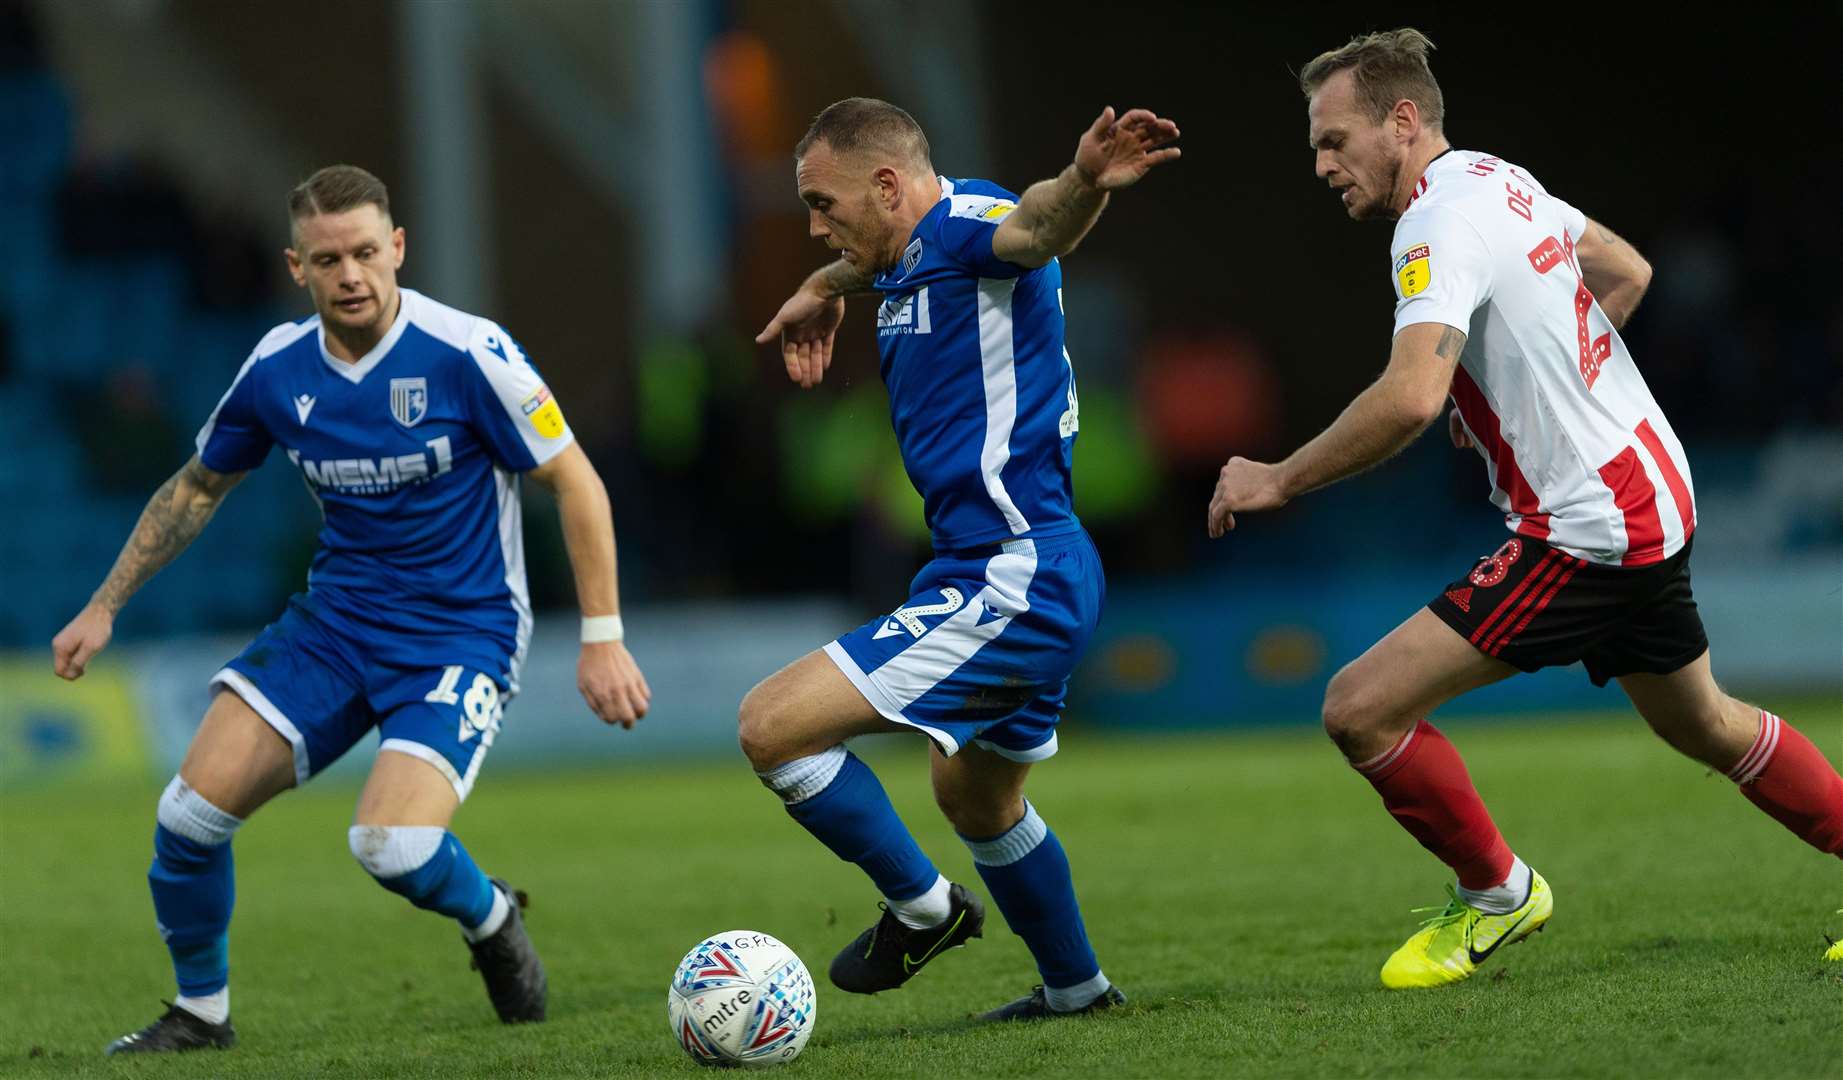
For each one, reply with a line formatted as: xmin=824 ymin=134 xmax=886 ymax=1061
xmin=1634 ymin=419 xmax=1694 ymax=540
xmin=1597 ymin=445 xmax=1666 ymax=566
xmin=1449 ymin=368 xmax=1551 ymax=542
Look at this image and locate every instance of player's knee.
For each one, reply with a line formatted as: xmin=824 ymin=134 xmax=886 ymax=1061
xmin=737 ymin=682 xmax=788 ymax=770
xmin=347 ymin=824 xmax=444 ymax=883
xmin=155 ymin=775 xmax=243 ymax=857
xmin=1321 ymin=666 xmax=1383 ymax=747
xmin=1644 ymin=692 xmax=1752 ymax=767
xmin=935 ymin=784 xmax=1021 ymax=838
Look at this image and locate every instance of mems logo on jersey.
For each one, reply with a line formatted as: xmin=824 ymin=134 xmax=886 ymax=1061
xmin=1394 ymin=244 xmax=1432 ymax=298
xmin=877 ymin=287 xmax=931 ymax=336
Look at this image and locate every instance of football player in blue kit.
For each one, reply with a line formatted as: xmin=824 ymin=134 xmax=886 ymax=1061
xmin=746 ymin=99 xmax=1178 ymax=1020
xmin=51 ymin=165 xmax=652 ymax=1055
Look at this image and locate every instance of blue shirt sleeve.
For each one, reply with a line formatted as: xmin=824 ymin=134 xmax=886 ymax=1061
xmin=458 ymin=320 xmax=575 ymax=472
xmin=935 ymin=185 xmax=1031 ymax=279
xmin=194 ymin=355 xmax=273 ymax=473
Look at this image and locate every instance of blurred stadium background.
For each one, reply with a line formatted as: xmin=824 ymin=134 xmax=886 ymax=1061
xmin=1 ymin=0 xmax=1838 ymax=788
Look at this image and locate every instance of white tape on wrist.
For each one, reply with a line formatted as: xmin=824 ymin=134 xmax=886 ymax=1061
xmin=581 ymin=614 xmax=624 ymax=643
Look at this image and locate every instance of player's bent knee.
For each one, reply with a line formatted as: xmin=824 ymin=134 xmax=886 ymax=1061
xmin=156 ymin=776 xmax=243 ymax=849
xmin=348 ymin=824 xmax=444 ymax=882
xmin=737 ymin=689 xmax=780 ymax=770
xmin=1320 ymin=666 xmax=1373 ymax=744
xmin=935 ymin=786 xmax=1022 ymax=839
xmin=737 ymin=680 xmax=804 ymax=770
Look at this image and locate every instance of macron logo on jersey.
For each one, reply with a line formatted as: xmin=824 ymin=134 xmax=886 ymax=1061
xmin=294 ymin=394 xmax=316 ymax=425
xmin=287 ymin=435 xmax=455 ymax=495
xmin=877 ymin=287 xmax=931 ymax=336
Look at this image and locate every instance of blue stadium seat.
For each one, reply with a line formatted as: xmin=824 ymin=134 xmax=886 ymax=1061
xmin=0 ymin=195 xmax=57 ymax=318
xmin=0 ymin=73 xmax=71 ymax=200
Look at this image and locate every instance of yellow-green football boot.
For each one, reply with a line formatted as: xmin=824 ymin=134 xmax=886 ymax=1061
xmin=1380 ymin=869 xmax=1552 ymax=989
xmin=1825 ymin=910 xmax=1842 ymax=963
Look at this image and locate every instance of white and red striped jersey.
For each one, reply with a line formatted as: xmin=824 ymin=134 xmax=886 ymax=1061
xmin=1390 ymin=150 xmax=1695 ymax=567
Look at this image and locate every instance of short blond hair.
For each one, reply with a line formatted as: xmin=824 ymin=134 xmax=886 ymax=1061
xmin=1300 ymin=28 xmax=1445 ymax=131
xmin=794 ymin=97 xmax=931 ymax=168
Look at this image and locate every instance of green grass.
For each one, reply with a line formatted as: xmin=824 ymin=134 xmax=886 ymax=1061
xmin=3 ymin=706 xmax=1841 ymax=1078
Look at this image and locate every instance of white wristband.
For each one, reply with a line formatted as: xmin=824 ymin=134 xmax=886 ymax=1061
xmin=581 ymin=615 xmax=624 ymax=643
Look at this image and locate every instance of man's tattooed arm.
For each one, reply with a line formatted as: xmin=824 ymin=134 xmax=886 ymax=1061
xmin=91 ymin=455 xmax=245 ymax=614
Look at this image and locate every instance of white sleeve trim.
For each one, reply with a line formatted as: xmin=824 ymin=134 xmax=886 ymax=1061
xmin=194 ymin=352 xmax=262 ymax=457
xmin=948 ymin=193 xmax=1016 ymax=222
xmin=465 ymin=321 xmax=575 ymax=468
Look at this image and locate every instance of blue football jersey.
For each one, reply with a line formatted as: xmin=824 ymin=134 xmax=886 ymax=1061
xmin=870 ymin=177 xmax=1081 ymax=551
xmin=194 ymin=288 xmax=572 ymax=686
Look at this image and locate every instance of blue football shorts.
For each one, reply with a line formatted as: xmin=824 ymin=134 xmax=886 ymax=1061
xmin=210 ymin=595 xmax=516 ymax=800
xmin=825 ymin=530 xmax=1104 ymax=762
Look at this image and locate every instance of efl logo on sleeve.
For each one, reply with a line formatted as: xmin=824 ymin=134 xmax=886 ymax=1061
xmin=1394 ymin=244 xmax=1432 ymax=298
xmin=521 ymin=385 xmax=566 ymax=438
xmin=978 ymin=201 xmax=1017 ymax=221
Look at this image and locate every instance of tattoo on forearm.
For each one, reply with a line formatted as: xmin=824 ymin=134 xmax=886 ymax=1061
xmin=1434 ymin=326 xmax=1467 ymax=361
xmin=1595 ymin=223 xmax=1619 ymax=246
xmin=93 ymin=461 xmax=224 ymax=612
xmin=817 ymin=260 xmax=876 ymax=297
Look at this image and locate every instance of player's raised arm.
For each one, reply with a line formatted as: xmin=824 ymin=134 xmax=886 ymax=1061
xmin=527 ymin=443 xmax=652 ymax=728
xmin=991 ymin=107 xmax=1180 ymax=269
xmin=1573 ymin=217 xmax=1653 ymax=330
xmin=52 ymin=455 xmax=246 ymax=679
xmin=1207 ymin=323 xmax=1462 ymax=537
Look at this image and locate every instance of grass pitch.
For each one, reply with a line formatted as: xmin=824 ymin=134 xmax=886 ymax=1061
xmin=3 ymin=704 xmax=1840 ymax=1078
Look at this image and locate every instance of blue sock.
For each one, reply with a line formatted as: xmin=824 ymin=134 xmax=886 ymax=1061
xmin=761 ymin=747 xmax=939 ymax=902
xmin=149 ymin=824 xmax=235 ymax=997
xmin=961 ymin=801 xmax=1100 ymax=989
xmin=354 ymin=828 xmax=495 ymax=927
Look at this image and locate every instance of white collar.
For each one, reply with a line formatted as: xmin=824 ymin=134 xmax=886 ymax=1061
xmin=318 ymin=288 xmax=414 ymax=384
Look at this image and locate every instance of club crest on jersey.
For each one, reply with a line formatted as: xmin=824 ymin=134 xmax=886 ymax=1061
xmin=390 ymin=377 xmax=429 ymax=427
xmin=900 ymin=238 xmax=923 ymax=278
xmin=1394 ymin=244 xmax=1432 ymax=298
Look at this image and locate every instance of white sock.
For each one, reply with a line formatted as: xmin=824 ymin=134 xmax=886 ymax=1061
xmin=174 ymin=988 xmax=229 ymax=1025
xmin=887 ymin=874 xmax=952 ymax=929
xmin=462 ymin=884 xmax=511 ymax=943
xmin=1044 ymin=970 xmax=1110 ymax=1012
xmin=1456 ymin=855 xmax=1531 ymax=915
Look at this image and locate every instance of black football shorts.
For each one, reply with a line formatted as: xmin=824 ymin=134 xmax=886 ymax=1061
xmin=1427 ymin=535 xmax=1708 ymax=686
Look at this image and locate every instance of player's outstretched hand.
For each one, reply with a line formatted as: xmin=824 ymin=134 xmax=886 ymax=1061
xmin=1208 ymin=457 xmax=1288 ymax=538
xmin=1448 ymin=406 xmax=1474 ymax=449
xmin=1074 ymin=107 xmax=1181 ymax=191
xmin=51 ymin=603 xmax=113 ymax=680
xmin=756 ymin=286 xmax=845 ymax=390
xmin=579 ymin=641 xmax=652 ymax=729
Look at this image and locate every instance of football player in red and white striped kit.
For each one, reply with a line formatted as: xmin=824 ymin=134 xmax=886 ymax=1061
xmin=1208 ymin=28 xmax=1843 ymax=985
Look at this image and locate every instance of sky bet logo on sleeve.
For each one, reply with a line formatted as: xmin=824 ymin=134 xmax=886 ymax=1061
xmin=978 ymin=200 xmax=1017 ymax=221
xmin=1394 ymin=244 xmax=1432 ymax=298
xmin=521 ymin=385 xmax=566 ymax=438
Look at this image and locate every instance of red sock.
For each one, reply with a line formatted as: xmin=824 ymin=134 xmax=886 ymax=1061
xmin=1350 ymin=720 xmax=1514 ymax=889
xmin=1727 ymin=711 xmax=1843 ymax=857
